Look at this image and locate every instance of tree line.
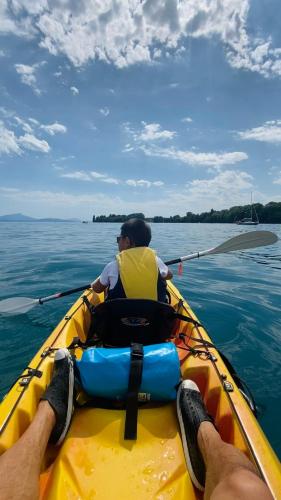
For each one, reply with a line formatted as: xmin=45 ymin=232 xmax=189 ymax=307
xmin=92 ymin=202 xmax=281 ymax=223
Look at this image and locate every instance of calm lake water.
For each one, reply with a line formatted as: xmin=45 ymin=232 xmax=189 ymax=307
xmin=0 ymin=222 xmax=280 ymax=458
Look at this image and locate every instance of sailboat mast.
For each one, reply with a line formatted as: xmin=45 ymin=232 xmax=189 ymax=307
xmin=251 ymin=191 xmax=253 ymax=220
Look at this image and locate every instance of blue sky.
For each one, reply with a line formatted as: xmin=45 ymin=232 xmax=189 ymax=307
xmin=0 ymin=0 xmax=281 ymax=219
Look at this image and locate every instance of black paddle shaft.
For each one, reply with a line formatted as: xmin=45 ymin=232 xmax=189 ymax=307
xmin=39 ymin=283 xmax=91 ymax=303
xmin=165 ymin=257 xmax=181 ymax=265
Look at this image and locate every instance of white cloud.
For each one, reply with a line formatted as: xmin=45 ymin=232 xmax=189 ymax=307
xmin=17 ymin=116 xmax=67 ymax=137
xmin=101 ymin=177 xmax=119 ymax=184
xmin=18 ymin=133 xmax=50 ymax=153
xmin=40 ymin=122 xmax=67 ymax=136
xmin=2 ymin=1 xmax=281 ymax=78
xmin=165 ymin=170 xmax=256 ymax=213
xmin=0 ymin=50 xmax=6 ymax=57
xmin=182 ymin=117 xmax=193 ymax=123
xmin=137 ymin=122 xmax=176 ymax=142
xmin=0 ymin=187 xmax=20 ymax=193
xmin=122 ymin=144 xmax=134 ymax=153
xmin=100 ymin=107 xmax=110 ymax=117
xmin=0 ymin=187 xmax=124 ymax=212
xmin=14 ymin=116 xmax=33 ymax=133
xmin=126 ymin=179 xmax=164 ymax=188
xmin=61 ymin=171 xmax=92 ymax=181
xmin=0 ymin=1 xmax=35 ymax=37
xmin=0 ymin=121 xmax=22 ymax=155
xmin=124 ymin=121 xmax=248 ymax=168
xmin=14 ymin=61 xmax=46 ymax=95
xmin=60 ymin=169 xmax=162 ymax=188
xmin=89 ymin=122 xmax=97 ymax=131
xmin=60 ymin=169 xmax=118 ymax=184
xmin=273 ymin=172 xmax=281 ymax=185
xmin=237 ymin=120 xmax=281 ymax=144
xmin=70 ymin=86 xmax=79 ymax=95
xmin=186 ymin=170 xmax=253 ymax=198
xmin=160 ymin=172 xmax=261 ymax=215
xmin=90 ymin=171 xmax=107 ymax=179
xmin=124 ymin=122 xmax=176 ymax=144
xmin=141 ymin=145 xmax=248 ymax=168
xmin=0 ymin=115 xmax=54 ymax=155
xmin=0 ymin=106 xmax=14 ymax=118
xmin=28 ymin=118 xmax=40 ymax=126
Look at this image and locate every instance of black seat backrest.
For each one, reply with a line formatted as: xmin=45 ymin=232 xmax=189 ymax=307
xmin=87 ymin=298 xmax=177 ymax=347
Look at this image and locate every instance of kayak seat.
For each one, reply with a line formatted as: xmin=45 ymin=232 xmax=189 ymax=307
xmin=83 ymin=297 xmax=177 ymax=347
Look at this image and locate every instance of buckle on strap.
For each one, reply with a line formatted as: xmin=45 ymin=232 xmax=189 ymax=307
xmin=130 ymin=343 xmax=144 ymax=359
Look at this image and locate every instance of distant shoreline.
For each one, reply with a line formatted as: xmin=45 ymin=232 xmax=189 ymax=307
xmin=0 ymin=220 xmax=279 ymax=224
xmin=92 ymin=202 xmax=281 ymax=224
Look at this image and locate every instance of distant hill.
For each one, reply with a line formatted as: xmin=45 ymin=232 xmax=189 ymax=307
xmin=0 ymin=213 xmax=35 ymax=221
xmin=0 ymin=213 xmax=79 ymax=222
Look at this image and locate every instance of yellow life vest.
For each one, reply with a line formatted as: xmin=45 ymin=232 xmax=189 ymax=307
xmin=116 ymin=247 xmax=158 ymax=300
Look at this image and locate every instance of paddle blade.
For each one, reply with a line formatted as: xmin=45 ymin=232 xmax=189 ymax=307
xmin=0 ymin=297 xmax=39 ymax=314
xmin=210 ymin=231 xmax=278 ymax=255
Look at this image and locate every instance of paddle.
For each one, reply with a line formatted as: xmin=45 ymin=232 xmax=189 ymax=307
xmin=165 ymin=230 xmax=278 ymax=265
xmin=0 ymin=284 xmax=91 ymax=315
xmin=0 ymin=230 xmax=277 ymax=315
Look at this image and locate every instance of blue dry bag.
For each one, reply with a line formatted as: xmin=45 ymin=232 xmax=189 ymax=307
xmin=76 ymin=342 xmax=180 ymax=401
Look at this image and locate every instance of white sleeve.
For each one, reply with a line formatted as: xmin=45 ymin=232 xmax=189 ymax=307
xmin=99 ymin=262 xmax=112 ymax=286
xmin=156 ymin=256 xmax=169 ymax=278
xmin=99 ymin=260 xmax=119 ymax=288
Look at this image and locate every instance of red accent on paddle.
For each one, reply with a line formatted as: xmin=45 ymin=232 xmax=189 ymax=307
xmin=178 ymin=262 xmax=183 ymax=275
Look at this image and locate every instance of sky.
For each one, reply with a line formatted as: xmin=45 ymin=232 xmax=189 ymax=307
xmin=0 ymin=0 xmax=281 ymax=219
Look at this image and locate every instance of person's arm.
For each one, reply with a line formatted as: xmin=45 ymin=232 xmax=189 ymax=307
xmin=91 ymin=262 xmax=112 ymax=294
xmin=164 ymin=268 xmax=173 ymax=280
xmin=157 ymin=257 xmax=173 ymax=280
xmin=91 ymin=277 xmax=107 ymax=294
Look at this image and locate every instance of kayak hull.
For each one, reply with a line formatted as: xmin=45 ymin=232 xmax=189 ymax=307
xmin=0 ymin=283 xmax=280 ymax=499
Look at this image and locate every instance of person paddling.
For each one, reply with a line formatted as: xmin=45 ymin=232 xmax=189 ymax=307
xmin=91 ymin=218 xmax=173 ymax=301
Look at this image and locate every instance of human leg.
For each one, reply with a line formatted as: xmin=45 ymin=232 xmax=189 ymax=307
xmin=0 ymin=401 xmax=55 ymax=500
xmin=198 ymin=421 xmax=273 ymax=500
xmin=177 ymin=380 xmax=273 ymax=499
xmin=0 ymin=348 xmax=74 ymax=500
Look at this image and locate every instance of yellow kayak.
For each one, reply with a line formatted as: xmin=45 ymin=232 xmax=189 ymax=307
xmin=0 ymin=282 xmax=280 ymax=499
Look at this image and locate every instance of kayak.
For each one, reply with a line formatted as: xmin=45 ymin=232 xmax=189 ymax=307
xmin=0 ymin=282 xmax=280 ymax=499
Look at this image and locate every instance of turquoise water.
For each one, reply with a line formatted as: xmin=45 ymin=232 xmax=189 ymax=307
xmin=0 ymin=222 xmax=280 ymax=458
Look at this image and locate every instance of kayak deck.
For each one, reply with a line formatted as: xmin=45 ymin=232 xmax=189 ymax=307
xmin=40 ymin=405 xmax=194 ymax=499
xmin=0 ymin=283 xmax=281 ymax=499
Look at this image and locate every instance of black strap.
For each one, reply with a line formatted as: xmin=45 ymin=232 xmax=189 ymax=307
xmin=124 ymin=343 xmax=144 ymax=440
xmin=82 ymin=295 xmax=96 ymax=314
xmin=183 ymin=335 xmax=215 ymax=348
xmin=174 ymin=312 xmax=202 ymax=327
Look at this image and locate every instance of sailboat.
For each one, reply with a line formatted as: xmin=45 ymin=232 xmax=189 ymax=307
xmin=236 ymin=193 xmax=259 ymax=225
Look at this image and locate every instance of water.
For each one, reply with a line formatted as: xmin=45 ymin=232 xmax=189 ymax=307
xmin=0 ymin=222 xmax=280 ymax=458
